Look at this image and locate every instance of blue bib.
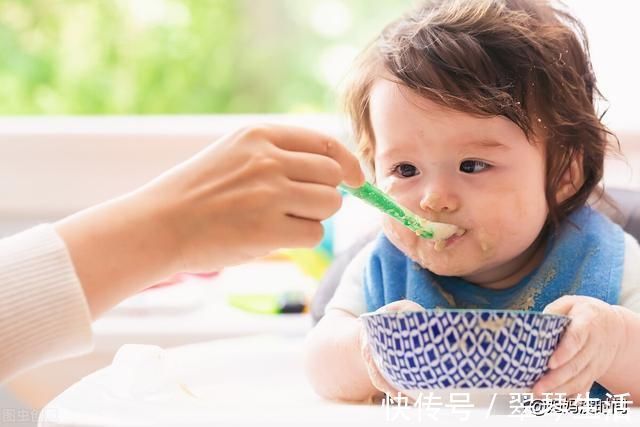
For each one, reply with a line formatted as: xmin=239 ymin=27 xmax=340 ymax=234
xmin=364 ymin=206 xmax=625 ymax=398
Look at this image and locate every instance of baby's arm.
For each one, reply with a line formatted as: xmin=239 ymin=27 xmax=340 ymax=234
xmin=304 ymin=241 xmax=424 ymax=402
xmin=598 ymin=306 xmax=640 ymax=401
xmin=304 ymin=308 xmax=382 ymax=402
xmin=304 ymin=241 xmax=379 ymax=401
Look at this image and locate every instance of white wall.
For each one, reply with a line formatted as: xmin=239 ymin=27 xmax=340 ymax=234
xmin=564 ymin=0 xmax=640 ymax=133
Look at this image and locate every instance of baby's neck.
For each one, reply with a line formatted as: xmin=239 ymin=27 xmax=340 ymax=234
xmin=461 ymin=234 xmax=547 ymax=291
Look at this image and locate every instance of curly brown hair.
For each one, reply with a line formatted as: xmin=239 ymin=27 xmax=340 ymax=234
xmin=344 ymin=0 xmax=618 ymax=231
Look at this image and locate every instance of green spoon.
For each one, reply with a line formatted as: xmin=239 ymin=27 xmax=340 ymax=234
xmin=339 ymin=182 xmax=458 ymax=240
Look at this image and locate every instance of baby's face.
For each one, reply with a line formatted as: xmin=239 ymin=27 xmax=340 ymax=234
xmin=369 ymin=79 xmax=548 ymax=287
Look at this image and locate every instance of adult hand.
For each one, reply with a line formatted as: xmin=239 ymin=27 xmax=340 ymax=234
xmin=139 ymin=124 xmax=365 ymax=271
xmin=56 ymin=124 xmax=365 ymax=317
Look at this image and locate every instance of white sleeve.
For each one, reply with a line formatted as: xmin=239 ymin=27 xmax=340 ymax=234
xmin=619 ymin=232 xmax=640 ymax=312
xmin=0 ymin=224 xmax=94 ymax=382
xmin=324 ymin=241 xmax=375 ymax=317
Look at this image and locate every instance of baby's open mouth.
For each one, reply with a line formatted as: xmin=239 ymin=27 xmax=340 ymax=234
xmin=413 ymin=217 xmax=465 ymax=249
xmin=432 ymin=226 xmax=466 ymax=252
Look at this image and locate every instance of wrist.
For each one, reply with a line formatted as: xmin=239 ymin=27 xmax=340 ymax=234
xmin=127 ymin=186 xmax=185 ymax=273
xmin=55 ymin=192 xmax=179 ymax=317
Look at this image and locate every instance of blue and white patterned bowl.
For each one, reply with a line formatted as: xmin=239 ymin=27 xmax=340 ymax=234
xmin=361 ymin=309 xmax=570 ymax=392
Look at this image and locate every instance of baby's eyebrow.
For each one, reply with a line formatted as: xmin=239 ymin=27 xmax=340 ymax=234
xmin=461 ymin=139 xmax=510 ymax=150
xmin=376 ymin=138 xmax=510 ymax=160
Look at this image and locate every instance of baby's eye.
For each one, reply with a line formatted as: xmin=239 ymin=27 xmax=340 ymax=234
xmin=459 ymin=160 xmax=491 ymax=174
xmin=391 ymin=163 xmax=419 ymax=178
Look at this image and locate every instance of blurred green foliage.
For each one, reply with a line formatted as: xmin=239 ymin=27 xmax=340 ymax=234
xmin=0 ymin=0 xmax=408 ymax=114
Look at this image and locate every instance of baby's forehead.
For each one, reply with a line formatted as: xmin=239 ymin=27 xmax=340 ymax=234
xmin=371 ymin=86 xmax=523 ymax=139
xmin=369 ymin=79 xmax=505 ymax=131
xmin=369 ymin=78 xmax=452 ymax=116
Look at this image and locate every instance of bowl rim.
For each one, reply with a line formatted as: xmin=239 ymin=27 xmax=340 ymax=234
xmin=359 ymin=307 xmax=570 ymax=321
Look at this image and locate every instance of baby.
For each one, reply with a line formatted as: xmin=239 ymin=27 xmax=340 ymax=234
xmin=305 ymin=0 xmax=640 ymax=403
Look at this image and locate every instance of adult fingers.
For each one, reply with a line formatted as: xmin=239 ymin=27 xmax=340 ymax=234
xmin=271 ymin=215 xmax=325 ymax=249
xmin=280 ymin=150 xmax=344 ymax=187
xmin=282 ymin=182 xmax=343 ymax=221
xmin=255 ymin=125 xmax=365 ymax=187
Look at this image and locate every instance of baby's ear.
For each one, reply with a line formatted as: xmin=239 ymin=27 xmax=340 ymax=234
xmin=555 ymin=151 xmax=584 ymax=204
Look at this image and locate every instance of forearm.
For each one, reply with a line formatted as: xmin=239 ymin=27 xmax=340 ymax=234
xmin=304 ymin=310 xmax=381 ymax=402
xmin=55 ymin=190 xmax=178 ymax=319
xmin=599 ymin=306 xmax=640 ymax=403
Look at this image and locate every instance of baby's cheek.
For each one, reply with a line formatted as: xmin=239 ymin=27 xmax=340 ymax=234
xmin=382 ymin=218 xmax=455 ymax=271
xmin=382 ymin=218 xmax=420 ymax=258
xmin=474 ymin=227 xmax=501 ymax=260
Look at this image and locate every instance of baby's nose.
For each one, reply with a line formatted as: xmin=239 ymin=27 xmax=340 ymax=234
xmin=419 ymin=191 xmax=459 ymax=213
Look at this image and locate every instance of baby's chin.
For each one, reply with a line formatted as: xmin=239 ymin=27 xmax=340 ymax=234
xmin=414 ymin=257 xmax=474 ymax=276
xmin=411 ymin=250 xmax=474 ymax=276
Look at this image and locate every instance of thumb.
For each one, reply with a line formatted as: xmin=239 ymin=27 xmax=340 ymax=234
xmin=543 ymin=295 xmax=577 ymax=315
